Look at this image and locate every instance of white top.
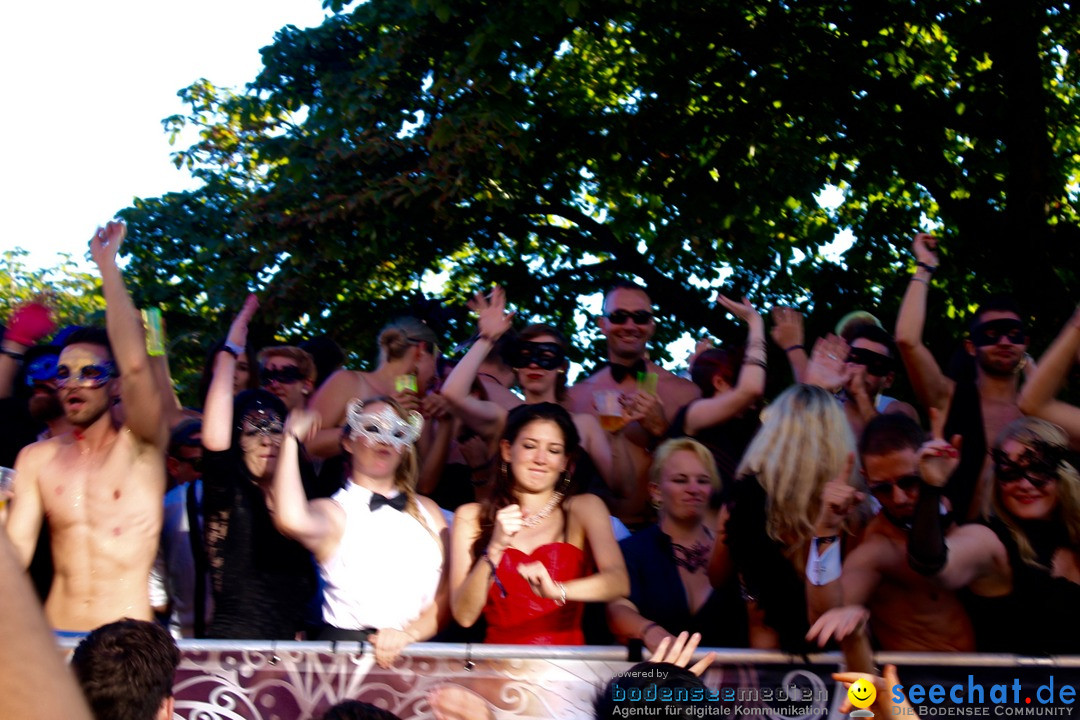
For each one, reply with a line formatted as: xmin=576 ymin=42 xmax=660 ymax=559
xmin=320 ymin=483 xmax=443 ymax=631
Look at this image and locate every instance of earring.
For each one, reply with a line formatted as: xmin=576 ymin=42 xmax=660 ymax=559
xmin=651 ymin=497 xmax=662 ymax=511
xmin=499 ymin=461 xmax=509 ymax=483
xmin=557 ymin=471 xmax=571 ymax=494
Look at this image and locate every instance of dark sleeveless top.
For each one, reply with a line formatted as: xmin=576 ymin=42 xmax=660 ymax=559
xmin=668 ymin=404 xmax=760 ymax=493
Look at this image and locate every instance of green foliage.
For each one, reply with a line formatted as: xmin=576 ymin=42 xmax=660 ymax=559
xmin=0 ymin=249 xmax=105 ymax=330
xmin=120 ymin=0 xmax=1080 ymax=405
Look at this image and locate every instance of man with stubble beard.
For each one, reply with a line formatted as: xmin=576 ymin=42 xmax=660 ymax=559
xmin=568 ymin=281 xmax=700 ymax=525
xmin=895 ymin=233 xmax=1033 ymax=520
xmin=6 ymin=221 xmax=167 ymax=633
xmin=805 ymin=413 xmax=975 ymax=652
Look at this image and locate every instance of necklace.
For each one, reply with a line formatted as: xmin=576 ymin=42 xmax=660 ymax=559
xmin=521 ymin=493 xmax=563 ymax=528
xmin=671 ymin=528 xmax=714 ymax=573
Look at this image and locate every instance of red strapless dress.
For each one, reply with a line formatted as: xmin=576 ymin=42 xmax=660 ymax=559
xmin=484 ymin=543 xmax=590 ymax=645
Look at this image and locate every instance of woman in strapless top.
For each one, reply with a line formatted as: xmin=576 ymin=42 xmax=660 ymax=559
xmin=448 ymin=402 xmax=629 ymax=644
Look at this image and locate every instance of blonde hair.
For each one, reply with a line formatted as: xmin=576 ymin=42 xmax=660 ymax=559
xmin=736 ymin=384 xmax=860 ymax=547
xmin=345 ymin=396 xmax=440 ymax=549
xmin=991 ymin=417 xmax=1080 ymax=567
xmin=378 ymin=317 xmax=439 ymax=363
xmin=650 ymin=438 xmax=722 ymax=493
xmin=257 ymin=346 xmax=317 ymax=382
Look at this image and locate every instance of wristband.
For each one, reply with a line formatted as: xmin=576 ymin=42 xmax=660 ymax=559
xmin=0 ymin=348 xmax=25 ymax=362
xmin=806 ymin=537 xmax=842 ymax=586
xmin=910 ymin=276 xmax=929 ymax=285
xmin=221 ymin=340 xmax=244 ymax=358
xmin=784 ymin=344 xmax=805 ymax=354
xmin=915 ymin=261 xmax=938 ymax=274
xmin=641 ymin=622 xmax=660 ymax=638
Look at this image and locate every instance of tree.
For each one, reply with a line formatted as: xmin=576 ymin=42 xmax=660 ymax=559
xmin=0 ymin=249 xmax=105 ymax=332
xmin=119 ymin=0 xmax=1080 ymax=405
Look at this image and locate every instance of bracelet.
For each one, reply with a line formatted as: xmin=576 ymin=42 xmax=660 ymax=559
xmin=746 ymin=359 xmax=768 ymax=370
xmin=641 ymin=622 xmax=660 ymax=638
xmin=483 ymin=552 xmax=508 ymax=597
xmin=915 ymin=261 xmax=938 ymax=274
xmin=553 ymin=582 xmax=567 ymax=606
xmin=910 ymin=276 xmax=929 ymax=285
xmin=784 ymin=344 xmax=805 ymax=354
xmin=0 ymin=349 xmax=25 ymax=362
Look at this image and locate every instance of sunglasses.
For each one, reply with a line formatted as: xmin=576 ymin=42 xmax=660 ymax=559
xmin=260 ymin=366 xmax=305 ymax=386
xmin=606 ymin=309 xmax=654 ymax=326
xmin=990 ymin=448 xmax=1057 ymax=490
xmin=508 ymin=341 xmax=566 ymax=370
xmin=971 ymin=319 xmax=1026 ymax=348
xmin=24 ymin=354 xmax=59 ymax=386
xmin=867 ymin=474 xmax=921 ymax=498
xmin=846 ymin=347 xmax=895 ymax=377
xmin=55 ymin=363 xmax=118 ymax=389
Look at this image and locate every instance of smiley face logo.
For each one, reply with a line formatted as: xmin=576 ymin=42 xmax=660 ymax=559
xmin=847 ymin=678 xmax=877 ymax=710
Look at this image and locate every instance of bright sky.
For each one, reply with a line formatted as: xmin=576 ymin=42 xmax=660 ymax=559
xmin=0 ymin=0 xmax=331 ymax=273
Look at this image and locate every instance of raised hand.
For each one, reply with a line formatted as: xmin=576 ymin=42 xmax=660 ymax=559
xmin=805 ymin=334 xmax=850 ymax=391
xmin=468 ymin=285 xmax=514 ymax=342
xmin=227 ymin=293 xmax=259 ymax=347
xmin=717 ymin=295 xmax=760 ymax=325
xmin=770 ymin=306 xmax=805 ymax=350
xmin=89 ymin=220 xmax=126 ymax=267
xmin=912 ymin=232 xmax=940 ymax=268
xmin=284 ymin=407 xmax=321 ymax=445
xmin=918 ymin=407 xmax=961 ymax=488
xmin=814 ymin=452 xmax=860 ymax=537
xmin=4 ymin=301 xmax=55 ymax=348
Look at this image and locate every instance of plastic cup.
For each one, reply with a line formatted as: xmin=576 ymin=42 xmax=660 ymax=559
xmin=595 ymin=390 xmax=625 ymax=432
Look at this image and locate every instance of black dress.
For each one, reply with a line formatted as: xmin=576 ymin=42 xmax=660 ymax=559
xmin=202 ymin=449 xmax=318 ymax=639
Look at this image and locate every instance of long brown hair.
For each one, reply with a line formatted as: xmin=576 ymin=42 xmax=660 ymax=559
xmin=470 ymin=402 xmax=580 ymax=560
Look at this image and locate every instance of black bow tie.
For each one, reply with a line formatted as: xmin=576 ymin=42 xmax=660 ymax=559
xmin=604 ymin=358 xmax=647 ymax=384
xmin=370 ymin=492 xmax=407 ymax=512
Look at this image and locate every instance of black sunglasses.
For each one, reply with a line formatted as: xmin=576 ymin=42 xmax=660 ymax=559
xmin=990 ymin=448 xmax=1057 ymax=490
xmin=846 ymin=347 xmax=895 ymax=377
xmin=867 ymin=474 xmax=921 ymax=498
xmin=971 ymin=319 xmax=1026 ymax=348
xmin=606 ymin=309 xmax=654 ymax=325
xmin=261 ymin=366 xmax=305 ymax=386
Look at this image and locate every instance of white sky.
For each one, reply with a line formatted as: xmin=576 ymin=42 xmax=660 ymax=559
xmin=0 ymin=0 xmax=331 ymax=272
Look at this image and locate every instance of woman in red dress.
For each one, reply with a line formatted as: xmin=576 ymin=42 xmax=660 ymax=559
xmin=449 ymin=402 xmax=629 ymax=644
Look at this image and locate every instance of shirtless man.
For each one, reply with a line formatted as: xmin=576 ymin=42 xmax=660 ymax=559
xmin=6 ymin=221 xmax=167 ymax=632
xmin=895 ymin=232 xmax=1031 ymax=520
xmin=806 ymin=413 xmax=974 ymax=652
xmin=567 ymin=281 xmax=700 ymax=525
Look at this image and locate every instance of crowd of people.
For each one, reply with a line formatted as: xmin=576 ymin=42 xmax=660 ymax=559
xmin=1 ymin=223 xmax=1079 ymax=714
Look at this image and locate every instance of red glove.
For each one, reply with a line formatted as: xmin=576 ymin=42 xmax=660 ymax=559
xmin=5 ymin=302 xmax=55 ymax=347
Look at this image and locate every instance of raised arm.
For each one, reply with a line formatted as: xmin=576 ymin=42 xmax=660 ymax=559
xmin=1018 ymin=306 xmax=1080 ymax=437
xmin=440 ymin=287 xmax=514 ymax=440
xmin=908 ymin=413 xmax=1008 ymax=589
xmin=684 ymin=296 xmax=766 ymax=434
xmin=202 ymin=294 xmax=258 ymax=452
xmin=0 ymin=301 xmax=55 ymax=400
xmin=894 ymin=233 xmax=954 ymax=412
xmin=267 ymin=408 xmax=341 ymax=559
xmin=91 ymin=221 xmax=166 ymax=447
xmin=770 ymin=306 xmax=808 ymax=383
